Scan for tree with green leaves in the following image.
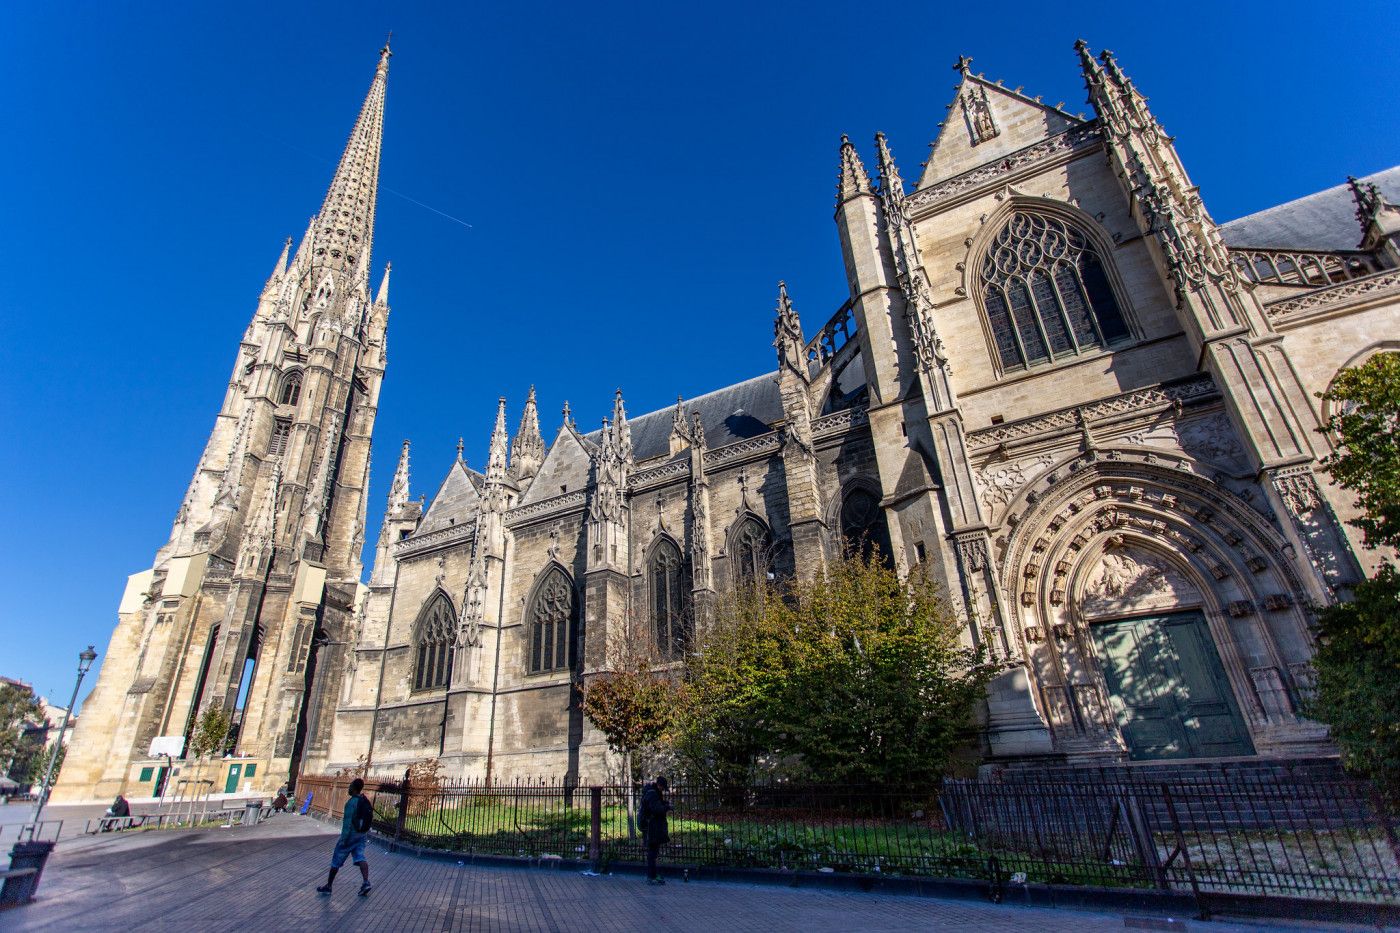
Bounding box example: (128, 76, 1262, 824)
(188, 705, 232, 760)
(680, 551, 993, 788)
(1, 682, 43, 779)
(1311, 352, 1400, 803)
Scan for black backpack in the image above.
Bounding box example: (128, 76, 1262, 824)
(350, 795, 374, 833)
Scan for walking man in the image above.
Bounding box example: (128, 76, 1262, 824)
(639, 776, 673, 885)
(317, 778, 373, 897)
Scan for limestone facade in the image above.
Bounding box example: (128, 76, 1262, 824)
(59, 44, 1400, 797)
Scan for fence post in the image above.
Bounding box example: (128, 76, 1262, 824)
(1126, 793, 1168, 890)
(1162, 784, 1207, 920)
(589, 786, 603, 869)
(395, 769, 411, 842)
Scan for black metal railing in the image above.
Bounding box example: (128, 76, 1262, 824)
(297, 769, 1400, 906)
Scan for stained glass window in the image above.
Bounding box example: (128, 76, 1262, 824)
(650, 538, 689, 659)
(528, 568, 575, 674)
(732, 517, 772, 587)
(981, 211, 1129, 370)
(413, 592, 456, 691)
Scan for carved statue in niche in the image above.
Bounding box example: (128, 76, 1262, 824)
(961, 86, 998, 145)
(1080, 539, 1201, 618)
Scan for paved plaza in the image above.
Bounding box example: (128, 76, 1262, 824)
(1, 815, 1381, 932)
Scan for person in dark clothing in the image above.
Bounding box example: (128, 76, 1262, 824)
(638, 776, 673, 885)
(273, 790, 289, 813)
(109, 795, 130, 818)
(317, 778, 374, 896)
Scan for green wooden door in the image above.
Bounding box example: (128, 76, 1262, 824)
(1091, 611, 1254, 760)
(224, 763, 242, 794)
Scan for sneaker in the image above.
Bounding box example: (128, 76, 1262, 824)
(359, 882, 373, 897)
(316, 885, 332, 895)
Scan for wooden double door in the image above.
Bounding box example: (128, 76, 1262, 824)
(1090, 610, 1254, 760)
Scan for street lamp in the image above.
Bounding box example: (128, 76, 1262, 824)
(31, 646, 98, 833)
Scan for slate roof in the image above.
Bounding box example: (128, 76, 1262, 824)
(593, 372, 786, 463)
(1219, 166, 1400, 252)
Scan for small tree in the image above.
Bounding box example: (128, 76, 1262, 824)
(188, 706, 232, 760)
(582, 616, 684, 836)
(1311, 353, 1400, 803)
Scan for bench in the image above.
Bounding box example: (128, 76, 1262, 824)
(86, 815, 148, 834)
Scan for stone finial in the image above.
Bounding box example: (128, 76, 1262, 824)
(612, 389, 632, 462)
(953, 54, 973, 76)
(265, 237, 292, 291)
(836, 134, 873, 206)
(387, 439, 411, 513)
(486, 397, 510, 483)
(874, 132, 906, 206)
(511, 386, 545, 480)
(375, 262, 391, 305)
(773, 280, 806, 378)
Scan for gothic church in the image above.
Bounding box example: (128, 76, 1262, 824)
(55, 40, 1400, 800)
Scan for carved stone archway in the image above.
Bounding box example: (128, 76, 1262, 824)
(994, 447, 1329, 759)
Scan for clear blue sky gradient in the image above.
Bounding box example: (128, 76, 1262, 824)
(2, 1, 1396, 706)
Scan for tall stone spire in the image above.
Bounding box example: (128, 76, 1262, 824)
(511, 387, 545, 481)
(312, 40, 391, 287)
(836, 135, 873, 206)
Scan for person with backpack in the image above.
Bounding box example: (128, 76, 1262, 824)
(638, 776, 673, 885)
(317, 778, 374, 897)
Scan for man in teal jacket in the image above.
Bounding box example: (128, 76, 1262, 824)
(317, 778, 374, 896)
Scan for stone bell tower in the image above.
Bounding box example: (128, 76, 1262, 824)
(54, 41, 395, 801)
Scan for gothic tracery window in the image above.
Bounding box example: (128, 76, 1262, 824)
(981, 211, 1129, 371)
(650, 538, 690, 660)
(413, 591, 456, 691)
(268, 418, 291, 457)
(839, 487, 893, 567)
(279, 372, 302, 407)
(732, 516, 772, 587)
(528, 567, 575, 674)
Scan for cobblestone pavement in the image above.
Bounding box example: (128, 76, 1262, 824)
(1, 815, 1373, 932)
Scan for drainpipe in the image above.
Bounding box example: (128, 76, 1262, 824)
(364, 557, 403, 774)
(483, 536, 510, 786)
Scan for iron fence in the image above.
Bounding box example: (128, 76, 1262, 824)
(295, 770, 1400, 906)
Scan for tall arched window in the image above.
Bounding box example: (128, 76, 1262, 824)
(839, 487, 893, 567)
(732, 516, 772, 587)
(413, 592, 456, 691)
(650, 538, 689, 659)
(528, 567, 575, 674)
(981, 211, 1129, 371)
(279, 372, 302, 407)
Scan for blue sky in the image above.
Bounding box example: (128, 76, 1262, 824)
(2, 0, 1395, 706)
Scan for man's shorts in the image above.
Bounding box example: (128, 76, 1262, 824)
(330, 832, 368, 868)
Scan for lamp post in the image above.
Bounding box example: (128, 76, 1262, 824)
(31, 645, 98, 832)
